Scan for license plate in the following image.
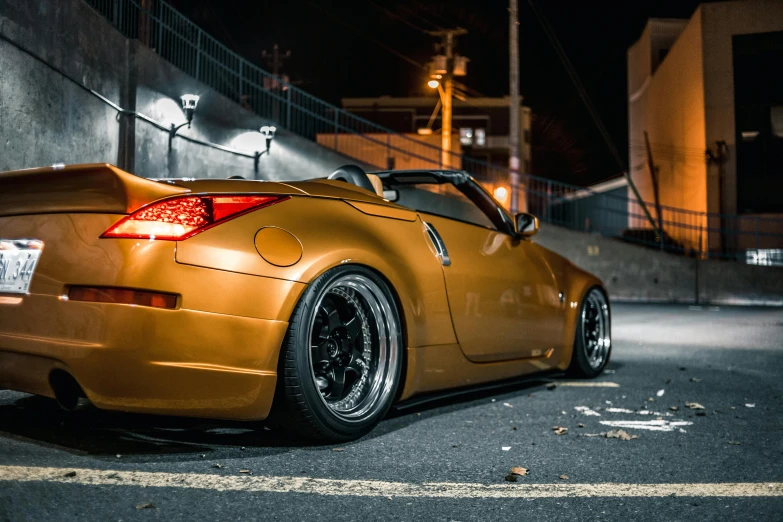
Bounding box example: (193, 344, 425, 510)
(0, 240, 44, 294)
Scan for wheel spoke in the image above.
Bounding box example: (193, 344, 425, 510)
(346, 348, 366, 375)
(344, 314, 364, 343)
(321, 297, 342, 333)
(326, 366, 346, 399)
(311, 340, 330, 365)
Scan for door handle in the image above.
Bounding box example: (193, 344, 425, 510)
(423, 222, 451, 266)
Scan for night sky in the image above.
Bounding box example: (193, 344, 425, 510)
(168, 0, 710, 186)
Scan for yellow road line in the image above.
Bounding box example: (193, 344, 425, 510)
(0, 466, 780, 498)
(554, 382, 620, 388)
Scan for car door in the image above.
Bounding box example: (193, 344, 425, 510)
(423, 212, 564, 363)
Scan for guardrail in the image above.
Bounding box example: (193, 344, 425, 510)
(84, 0, 783, 262)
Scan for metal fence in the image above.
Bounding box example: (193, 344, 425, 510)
(84, 0, 783, 262)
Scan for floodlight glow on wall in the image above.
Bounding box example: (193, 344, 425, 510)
(169, 94, 200, 150)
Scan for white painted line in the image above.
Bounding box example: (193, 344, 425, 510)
(604, 408, 673, 417)
(555, 382, 620, 388)
(0, 466, 780, 498)
(599, 420, 693, 432)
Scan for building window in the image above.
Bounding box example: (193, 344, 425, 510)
(459, 128, 474, 146)
(475, 128, 486, 147)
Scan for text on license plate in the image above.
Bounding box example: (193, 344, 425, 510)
(0, 239, 44, 294)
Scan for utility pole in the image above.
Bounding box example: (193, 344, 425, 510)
(261, 44, 291, 82)
(428, 29, 467, 169)
(644, 130, 664, 248)
(509, 0, 521, 213)
(261, 44, 291, 121)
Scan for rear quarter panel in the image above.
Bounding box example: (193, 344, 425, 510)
(175, 196, 456, 349)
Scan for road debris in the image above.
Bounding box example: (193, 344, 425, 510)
(212, 464, 224, 469)
(690, 378, 703, 383)
(669, 406, 679, 411)
(332, 448, 345, 452)
(745, 403, 755, 408)
(547, 383, 557, 390)
(136, 503, 156, 510)
(656, 389, 665, 397)
(501, 446, 511, 451)
(552, 426, 568, 435)
(578, 423, 584, 428)
(63, 471, 76, 478)
(605, 429, 639, 440)
(728, 441, 742, 445)
(503, 402, 513, 408)
(574, 406, 601, 416)
(239, 470, 251, 474)
(510, 466, 528, 476)
(685, 402, 705, 410)
(559, 475, 569, 480)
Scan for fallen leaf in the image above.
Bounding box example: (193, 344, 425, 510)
(685, 402, 705, 410)
(509, 466, 528, 476)
(63, 471, 77, 478)
(239, 470, 251, 474)
(690, 378, 703, 383)
(136, 503, 156, 510)
(332, 448, 345, 452)
(605, 429, 638, 441)
(669, 406, 680, 411)
(559, 475, 569, 480)
(552, 426, 568, 435)
(728, 441, 742, 445)
(656, 389, 665, 397)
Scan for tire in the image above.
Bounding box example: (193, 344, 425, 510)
(269, 265, 403, 442)
(567, 287, 611, 378)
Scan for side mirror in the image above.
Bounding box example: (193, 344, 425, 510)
(514, 212, 539, 237)
(382, 189, 399, 202)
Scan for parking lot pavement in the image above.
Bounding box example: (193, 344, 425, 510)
(1, 303, 782, 521)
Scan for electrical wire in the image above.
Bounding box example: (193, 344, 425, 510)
(367, 1, 432, 35)
(305, 2, 426, 72)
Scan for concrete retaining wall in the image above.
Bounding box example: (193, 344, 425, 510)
(535, 223, 783, 306)
(0, 0, 368, 181)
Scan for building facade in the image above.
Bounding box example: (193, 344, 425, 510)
(628, 0, 783, 253)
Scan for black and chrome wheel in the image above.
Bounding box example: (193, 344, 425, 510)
(567, 287, 611, 378)
(270, 265, 403, 442)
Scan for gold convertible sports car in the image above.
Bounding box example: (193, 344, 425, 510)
(0, 163, 610, 442)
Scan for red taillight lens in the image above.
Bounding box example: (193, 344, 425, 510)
(68, 286, 178, 309)
(102, 195, 288, 240)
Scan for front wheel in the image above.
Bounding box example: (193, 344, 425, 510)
(567, 287, 611, 378)
(270, 266, 403, 442)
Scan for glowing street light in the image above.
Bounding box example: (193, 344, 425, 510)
(169, 93, 200, 150)
(494, 186, 509, 206)
(427, 79, 440, 89)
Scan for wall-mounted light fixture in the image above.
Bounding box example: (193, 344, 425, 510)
(254, 125, 277, 172)
(169, 94, 200, 150)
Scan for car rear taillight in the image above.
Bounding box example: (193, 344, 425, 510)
(101, 195, 288, 240)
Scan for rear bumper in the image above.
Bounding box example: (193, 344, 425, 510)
(0, 296, 289, 420)
(0, 266, 305, 421)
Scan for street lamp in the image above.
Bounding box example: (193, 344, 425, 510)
(254, 126, 277, 172)
(169, 94, 200, 150)
(427, 79, 440, 89)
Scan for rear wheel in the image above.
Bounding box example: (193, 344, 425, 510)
(270, 266, 403, 442)
(567, 287, 611, 378)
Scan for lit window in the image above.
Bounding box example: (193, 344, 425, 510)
(475, 128, 486, 147)
(459, 128, 473, 146)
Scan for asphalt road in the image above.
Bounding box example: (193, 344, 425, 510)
(1, 303, 782, 521)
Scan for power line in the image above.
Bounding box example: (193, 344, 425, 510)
(305, 1, 426, 71)
(526, 0, 625, 172)
(367, 1, 431, 35)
